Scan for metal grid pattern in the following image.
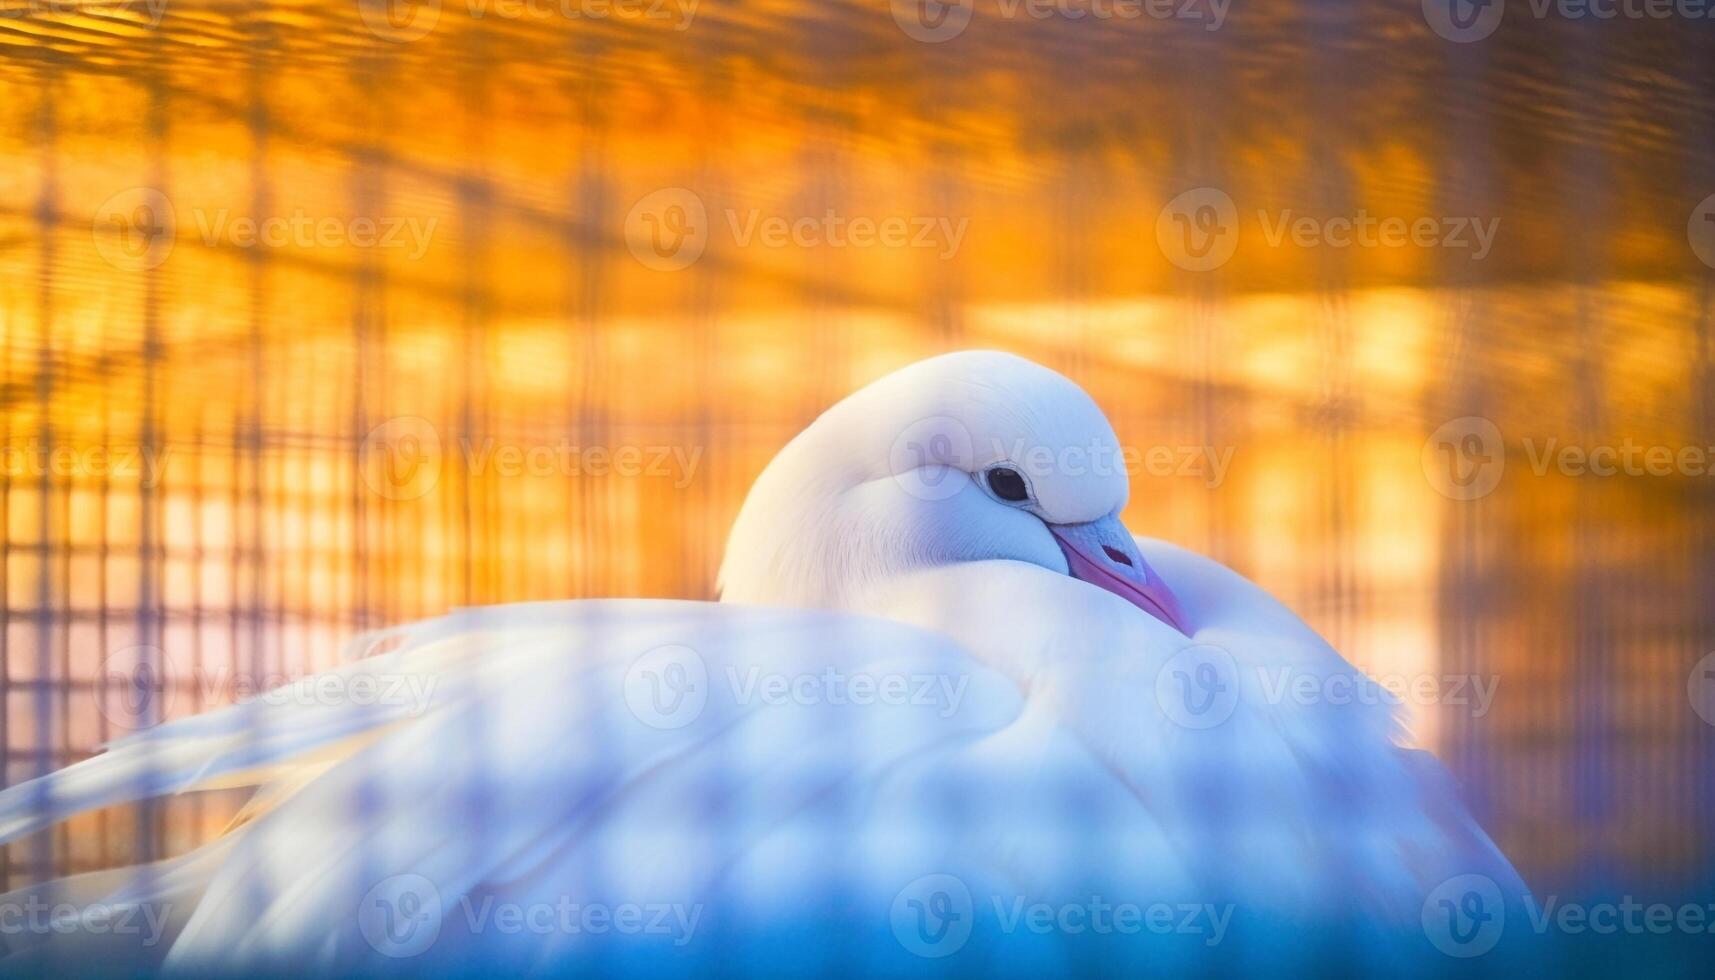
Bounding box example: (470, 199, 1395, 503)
(0, 0, 1711, 914)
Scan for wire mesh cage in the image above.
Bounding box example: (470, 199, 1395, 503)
(1, 0, 1714, 972)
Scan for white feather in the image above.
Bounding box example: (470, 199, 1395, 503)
(0, 352, 1530, 975)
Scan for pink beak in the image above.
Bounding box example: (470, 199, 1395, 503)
(1049, 517, 1191, 636)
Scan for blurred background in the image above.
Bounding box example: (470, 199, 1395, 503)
(0, 0, 1713, 928)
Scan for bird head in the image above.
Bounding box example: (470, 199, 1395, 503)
(718, 351, 1189, 635)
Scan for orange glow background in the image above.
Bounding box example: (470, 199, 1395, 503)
(1, 0, 1713, 895)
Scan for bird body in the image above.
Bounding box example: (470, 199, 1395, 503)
(0, 352, 1528, 975)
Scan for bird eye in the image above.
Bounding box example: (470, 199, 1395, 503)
(985, 466, 1030, 502)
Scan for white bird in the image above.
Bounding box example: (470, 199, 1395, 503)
(0, 351, 1528, 976)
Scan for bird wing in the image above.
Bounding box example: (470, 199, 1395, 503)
(0, 587, 1531, 975)
(1133, 537, 1527, 906)
(0, 600, 1206, 975)
(861, 546, 1531, 944)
